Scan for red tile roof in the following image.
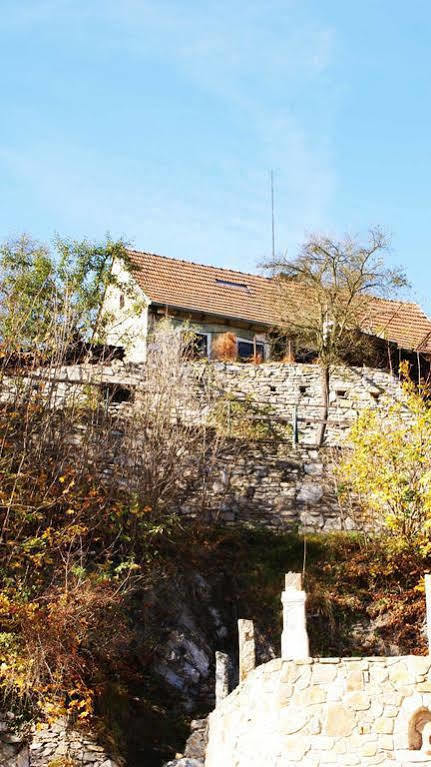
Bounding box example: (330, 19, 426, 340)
(128, 249, 275, 326)
(128, 250, 431, 353)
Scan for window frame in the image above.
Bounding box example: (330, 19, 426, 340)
(236, 336, 265, 362)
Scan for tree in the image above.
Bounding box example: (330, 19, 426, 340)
(0, 233, 139, 354)
(264, 228, 408, 444)
(338, 364, 431, 554)
(0, 267, 222, 723)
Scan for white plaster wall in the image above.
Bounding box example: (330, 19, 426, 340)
(101, 257, 149, 362)
(205, 656, 431, 767)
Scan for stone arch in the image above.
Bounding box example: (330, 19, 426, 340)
(408, 707, 431, 751)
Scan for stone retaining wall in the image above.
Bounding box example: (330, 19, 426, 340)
(183, 441, 352, 532)
(202, 361, 402, 446)
(0, 717, 122, 767)
(1, 361, 403, 532)
(3, 361, 402, 449)
(205, 655, 431, 767)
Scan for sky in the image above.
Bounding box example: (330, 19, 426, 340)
(1, 1, 431, 309)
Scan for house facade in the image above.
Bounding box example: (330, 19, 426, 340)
(102, 249, 431, 366)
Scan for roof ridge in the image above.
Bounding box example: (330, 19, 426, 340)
(128, 250, 428, 313)
(127, 248, 272, 283)
(372, 293, 430, 315)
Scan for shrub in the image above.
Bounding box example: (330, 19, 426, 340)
(338, 364, 431, 554)
(211, 332, 237, 361)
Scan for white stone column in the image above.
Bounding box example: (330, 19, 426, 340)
(281, 572, 309, 660)
(238, 619, 255, 683)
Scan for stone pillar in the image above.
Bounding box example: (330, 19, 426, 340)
(215, 651, 229, 705)
(238, 619, 255, 683)
(425, 573, 431, 654)
(281, 571, 309, 660)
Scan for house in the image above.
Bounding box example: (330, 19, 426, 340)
(102, 249, 431, 367)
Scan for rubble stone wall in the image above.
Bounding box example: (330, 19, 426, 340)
(5, 361, 402, 449)
(205, 655, 431, 767)
(2, 361, 404, 532)
(182, 441, 351, 533)
(201, 361, 402, 446)
(0, 716, 122, 767)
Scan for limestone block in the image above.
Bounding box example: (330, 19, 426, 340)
(281, 662, 301, 684)
(277, 683, 294, 706)
(370, 700, 384, 718)
(383, 691, 403, 706)
(308, 716, 321, 735)
(375, 717, 395, 734)
(280, 734, 310, 760)
(379, 735, 394, 750)
(312, 664, 338, 684)
(302, 686, 326, 705)
(309, 736, 334, 750)
(295, 666, 312, 689)
(297, 484, 324, 504)
(318, 751, 337, 763)
(341, 756, 361, 765)
(346, 691, 371, 710)
(361, 742, 378, 756)
(326, 682, 344, 702)
(408, 657, 431, 679)
(346, 670, 365, 691)
(358, 723, 371, 735)
(389, 662, 409, 688)
(325, 704, 356, 736)
(383, 705, 398, 717)
(279, 708, 308, 735)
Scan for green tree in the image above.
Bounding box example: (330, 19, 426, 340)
(0, 233, 134, 352)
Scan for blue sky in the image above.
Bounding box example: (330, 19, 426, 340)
(1, 1, 431, 309)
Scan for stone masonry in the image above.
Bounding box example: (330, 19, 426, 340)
(6, 360, 403, 448)
(206, 574, 431, 766)
(205, 655, 431, 767)
(0, 717, 123, 767)
(201, 361, 403, 447)
(2, 360, 405, 532)
(186, 441, 350, 533)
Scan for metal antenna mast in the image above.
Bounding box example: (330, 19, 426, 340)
(270, 169, 275, 260)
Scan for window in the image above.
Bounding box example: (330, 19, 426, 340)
(237, 338, 265, 362)
(184, 332, 211, 359)
(194, 332, 210, 358)
(102, 384, 134, 404)
(215, 278, 249, 291)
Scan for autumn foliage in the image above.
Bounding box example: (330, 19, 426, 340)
(338, 362, 431, 553)
(0, 314, 221, 726)
(211, 332, 237, 361)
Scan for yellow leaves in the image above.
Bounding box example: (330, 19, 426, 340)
(339, 372, 431, 550)
(61, 479, 75, 495)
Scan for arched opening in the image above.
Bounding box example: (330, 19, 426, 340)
(408, 708, 431, 752)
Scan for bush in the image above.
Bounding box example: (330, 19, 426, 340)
(338, 364, 431, 554)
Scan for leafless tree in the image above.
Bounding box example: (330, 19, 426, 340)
(264, 228, 408, 444)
